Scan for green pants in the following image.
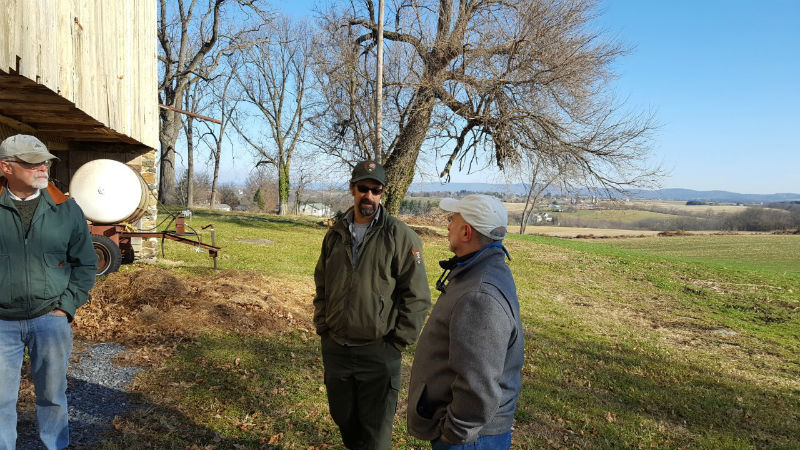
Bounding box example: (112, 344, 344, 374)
(321, 335, 402, 450)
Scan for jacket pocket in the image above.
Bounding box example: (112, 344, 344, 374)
(44, 251, 70, 298)
(408, 383, 444, 440)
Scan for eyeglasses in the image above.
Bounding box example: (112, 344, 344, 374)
(356, 184, 384, 195)
(7, 159, 53, 169)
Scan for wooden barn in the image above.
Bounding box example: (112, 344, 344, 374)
(0, 0, 158, 257)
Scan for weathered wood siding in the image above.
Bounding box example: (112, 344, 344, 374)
(0, 0, 157, 149)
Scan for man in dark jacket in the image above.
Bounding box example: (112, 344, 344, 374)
(0, 134, 97, 450)
(408, 194, 524, 450)
(313, 160, 431, 450)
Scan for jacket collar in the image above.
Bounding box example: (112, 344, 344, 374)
(0, 178, 68, 205)
(435, 243, 510, 292)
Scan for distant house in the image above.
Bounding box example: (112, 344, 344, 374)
(299, 203, 332, 217)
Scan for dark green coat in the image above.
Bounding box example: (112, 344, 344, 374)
(0, 180, 97, 321)
(313, 206, 431, 348)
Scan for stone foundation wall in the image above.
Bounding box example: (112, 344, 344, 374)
(126, 149, 158, 259)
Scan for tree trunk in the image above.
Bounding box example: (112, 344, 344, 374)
(519, 181, 538, 235)
(210, 140, 222, 207)
(186, 114, 195, 208)
(383, 88, 436, 214)
(277, 160, 290, 215)
(158, 104, 183, 205)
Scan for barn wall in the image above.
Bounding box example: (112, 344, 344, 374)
(0, 0, 158, 149)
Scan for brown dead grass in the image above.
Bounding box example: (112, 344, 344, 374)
(73, 267, 315, 365)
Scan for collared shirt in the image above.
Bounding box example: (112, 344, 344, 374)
(7, 188, 41, 201)
(342, 207, 381, 266)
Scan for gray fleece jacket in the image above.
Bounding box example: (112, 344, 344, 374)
(407, 244, 524, 444)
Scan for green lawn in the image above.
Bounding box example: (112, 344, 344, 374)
(100, 210, 799, 449)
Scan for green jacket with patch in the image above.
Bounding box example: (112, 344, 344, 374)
(313, 206, 431, 348)
(0, 180, 97, 321)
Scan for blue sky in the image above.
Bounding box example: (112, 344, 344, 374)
(215, 0, 800, 194)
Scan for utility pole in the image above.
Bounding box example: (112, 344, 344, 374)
(375, 0, 385, 162)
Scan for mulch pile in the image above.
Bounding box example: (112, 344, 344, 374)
(73, 267, 315, 365)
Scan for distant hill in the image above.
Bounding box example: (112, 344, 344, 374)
(408, 182, 800, 203)
(625, 189, 800, 203)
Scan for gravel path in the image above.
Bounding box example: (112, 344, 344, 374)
(17, 342, 139, 450)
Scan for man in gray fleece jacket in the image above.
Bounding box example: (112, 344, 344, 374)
(408, 194, 524, 450)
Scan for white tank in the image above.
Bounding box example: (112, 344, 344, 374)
(69, 159, 151, 224)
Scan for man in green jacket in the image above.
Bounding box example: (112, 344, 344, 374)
(313, 160, 431, 450)
(0, 134, 97, 450)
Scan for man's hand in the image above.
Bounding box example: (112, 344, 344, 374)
(50, 309, 67, 316)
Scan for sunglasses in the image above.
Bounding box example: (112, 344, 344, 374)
(356, 184, 384, 195)
(7, 159, 53, 169)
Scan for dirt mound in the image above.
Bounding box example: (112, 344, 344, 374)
(658, 230, 693, 237)
(401, 211, 449, 227)
(89, 267, 188, 311)
(771, 229, 800, 235)
(75, 267, 315, 356)
(569, 233, 649, 239)
(410, 225, 444, 237)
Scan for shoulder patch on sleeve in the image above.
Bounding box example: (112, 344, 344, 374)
(412, 248, 423, 264)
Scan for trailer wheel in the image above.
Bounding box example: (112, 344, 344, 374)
(92, 234, 122, 276)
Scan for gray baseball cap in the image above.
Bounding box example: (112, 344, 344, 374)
(0, 134, 59, 164)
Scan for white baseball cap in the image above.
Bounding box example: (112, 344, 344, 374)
(440, 194, 508, 240)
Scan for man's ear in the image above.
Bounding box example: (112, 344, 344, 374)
(459, 222, 473, 243)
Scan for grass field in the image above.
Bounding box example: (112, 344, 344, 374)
(84, 209, 799, 449)
(636, 200, 749, 214)
(551, 208, 679, 224)
(583, 234, 800, 274)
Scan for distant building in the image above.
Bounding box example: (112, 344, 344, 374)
(299, 203, 332, 217)
(531, 213, 553, 223)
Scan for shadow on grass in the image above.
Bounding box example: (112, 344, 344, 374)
(18, 375, 290, 450)
(109, 330, 340, 449)
(515, 324, 800, 450)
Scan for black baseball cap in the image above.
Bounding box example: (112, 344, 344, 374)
(350, 160, 386, 186)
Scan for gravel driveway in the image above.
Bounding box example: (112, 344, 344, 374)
(17, 342, 139, 450)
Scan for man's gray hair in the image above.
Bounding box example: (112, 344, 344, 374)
(476, 232, 501, 247)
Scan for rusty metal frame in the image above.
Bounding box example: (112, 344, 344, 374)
(88, 219, 220, 269)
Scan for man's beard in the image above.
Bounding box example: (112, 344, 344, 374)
(358, 200, 378, 218)
(32, 177, 49, 189)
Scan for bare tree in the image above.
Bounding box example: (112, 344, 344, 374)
(180, 79, 211, 208)
(234, 17, 319, 215)
(510, 149, 574, 234)
(199, 59, 241, 207)
(244, 167, 278, 211)
(158, 0, 268, 204)
(313, 0, 660, 214)
(292, 167, 314, 214)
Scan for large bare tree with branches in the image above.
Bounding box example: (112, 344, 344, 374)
(157, 0, 268, 204)
(314, 0, 659, 214)
(234, 17, 319, 215)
